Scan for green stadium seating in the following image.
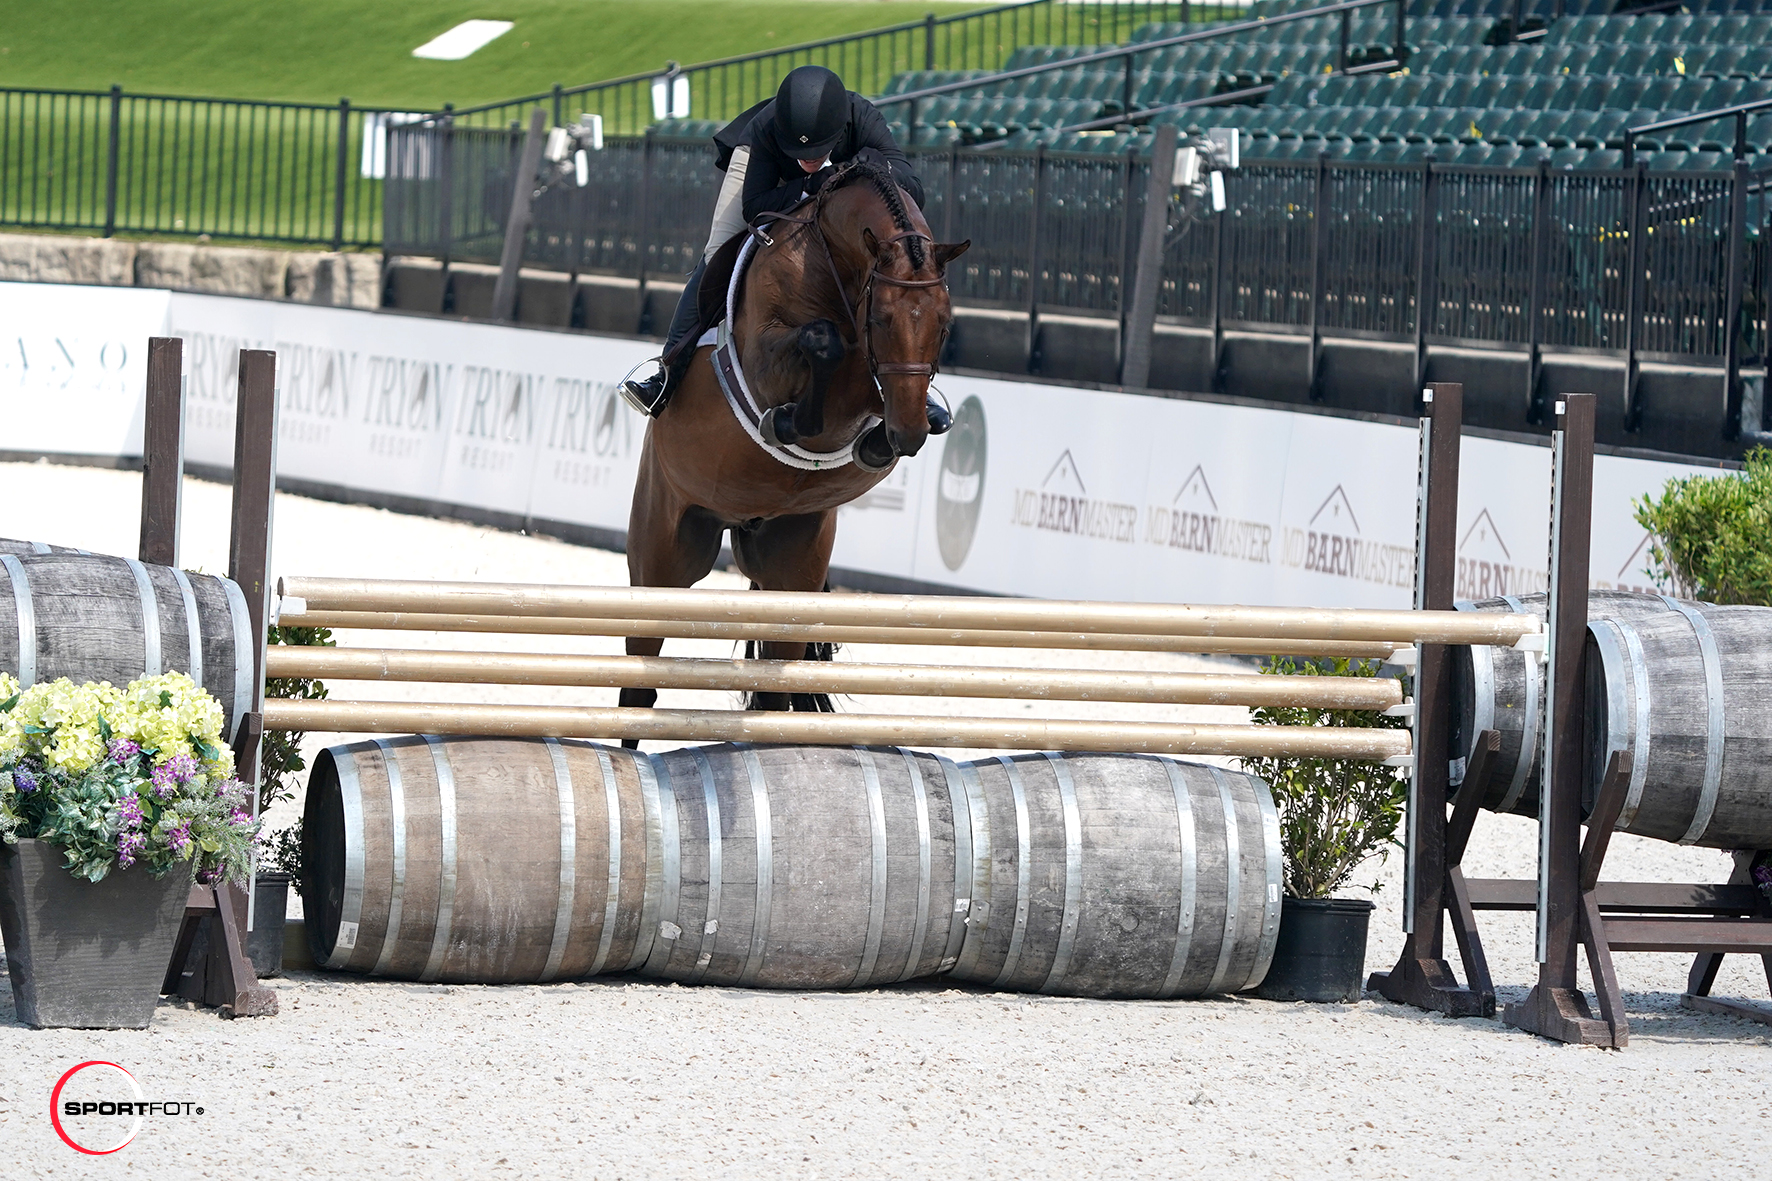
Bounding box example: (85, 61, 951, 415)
(860, 5, 1772, 171)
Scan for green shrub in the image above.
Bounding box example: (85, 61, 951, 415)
(1633, 447, 1772, 606)
(1239, 657, 1409, 900)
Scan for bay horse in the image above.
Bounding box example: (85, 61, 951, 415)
(621, 161, 969, 728)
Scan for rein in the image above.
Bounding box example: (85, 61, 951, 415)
(753, 208, 943, 389)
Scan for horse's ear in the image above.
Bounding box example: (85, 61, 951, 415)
(862, 227, 881, 258)
(933, 240, 971, 268)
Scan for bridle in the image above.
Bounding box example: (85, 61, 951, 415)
(753, 212, 946, 395)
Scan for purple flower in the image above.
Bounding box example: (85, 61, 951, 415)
(150, 763, 179, 800)
(166, 754, 199, 785)
(117, 829, 146, 868)
(166, 823, 193, 855)
(107, 738, 141, 763)
(228, 807, 252, 829)
(116, 794, 145, 830)
(12, 768, 36, 794)
(194, 866, 221, 886)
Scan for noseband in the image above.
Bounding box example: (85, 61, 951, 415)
(754, 212, 945, 391)
(856, 231, 946, 384)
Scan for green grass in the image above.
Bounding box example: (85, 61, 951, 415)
(0, 1, 998, 109)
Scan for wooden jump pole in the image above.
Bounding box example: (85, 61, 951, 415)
(261, 699, 1414, 760)
(264, 647, 1408, 709)
(279, 578, 1539, 646)
(284, 609, 1412, 660)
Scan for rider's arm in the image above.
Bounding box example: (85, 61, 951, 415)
(741, 144, 818, 222)
(850, 99, 925, 209)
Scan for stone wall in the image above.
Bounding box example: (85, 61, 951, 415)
(0, 232, 382, 308)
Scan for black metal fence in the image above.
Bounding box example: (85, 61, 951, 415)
(0, 86, 405, 246)
(440, 0, 1195, 134)
(0, 0, 1193, 243)
(384, 127, 1770, 386)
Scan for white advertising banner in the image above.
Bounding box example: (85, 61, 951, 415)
(163, 293, 655, 531)
(0, 282, 1719, 608)
(0, 282, 170, 458)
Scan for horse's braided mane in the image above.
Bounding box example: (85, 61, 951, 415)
(815, 160, 926, 271)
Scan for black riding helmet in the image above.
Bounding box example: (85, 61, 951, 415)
(773, 65, 849, 160)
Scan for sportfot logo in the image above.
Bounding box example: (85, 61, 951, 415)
(50, 1061, 205, 1155)
(935, 395, 987, 570)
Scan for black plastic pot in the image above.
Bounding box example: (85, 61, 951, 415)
(0, 838, 193, 1028)
(247, 872, 292, 979)
(1254, 896, 1375, 1003)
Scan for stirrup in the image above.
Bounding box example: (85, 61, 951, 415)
(618, 357, 666, 416)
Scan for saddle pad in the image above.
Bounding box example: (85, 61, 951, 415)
(708, 232, 877, 472)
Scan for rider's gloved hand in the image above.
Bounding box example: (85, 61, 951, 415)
(853, 147, 889, 169)
(803, 165, 837, 197)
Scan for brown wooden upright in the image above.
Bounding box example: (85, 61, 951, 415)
(1369, 382, 1497, 1017)
(138, 337, 184, 567)
(1503, 392, 1615, 1045)
(164, 347, 280, 1019)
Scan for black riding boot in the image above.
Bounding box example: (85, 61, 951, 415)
(622, 258, 708, 416)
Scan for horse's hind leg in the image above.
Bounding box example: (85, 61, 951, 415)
(622, 459, 726, 747)
(730, 511, 839, 713)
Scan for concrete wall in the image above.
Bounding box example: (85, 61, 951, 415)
(0, 232, 381, 308)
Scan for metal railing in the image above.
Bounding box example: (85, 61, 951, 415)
(383, 124, 1770, 430)
(441, 0, 1196, 134)
(1625, 96, 1772, 165)
(871, 0, 1407, 138)
(0, 86, 407, 246)
(0, 0, 1198, 243)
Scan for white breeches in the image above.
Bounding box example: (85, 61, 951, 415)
(704, 146, 751, 261)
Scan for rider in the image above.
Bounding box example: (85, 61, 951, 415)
(621, 65, 933, 419)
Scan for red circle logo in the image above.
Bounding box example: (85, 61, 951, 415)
(50, 1061, 144, 1155)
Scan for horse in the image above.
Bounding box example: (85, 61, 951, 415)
(620, 161, 969, 730)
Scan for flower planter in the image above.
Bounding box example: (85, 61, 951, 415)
(248, 872, 291, 979)
(1254, 896, 1375, 1003)
(0, 838, 194, 1029)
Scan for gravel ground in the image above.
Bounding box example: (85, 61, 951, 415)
(1, 461, 1768, 1180)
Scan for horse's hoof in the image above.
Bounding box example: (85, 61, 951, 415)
(854, 423, 896, 472)
(926, 398, 952, 435)
(761, 404, 800, 447)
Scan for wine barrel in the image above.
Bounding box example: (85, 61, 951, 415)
(1585, 604, 1772, 849)
(945, 753, 1280, 998)
(1451, 591, 1720, 816)
(302, 740, 1283, 997)
(303, 738, 963, 988)
(0, 538, 89, 556)
(0, 551, 255, 741)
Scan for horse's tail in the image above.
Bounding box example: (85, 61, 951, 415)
(741, 638, 839, 713)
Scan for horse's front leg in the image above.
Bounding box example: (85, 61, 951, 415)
(730, 511, 839, 713)
(761, 319, 845, 446)
(621, 444, 726, 748)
